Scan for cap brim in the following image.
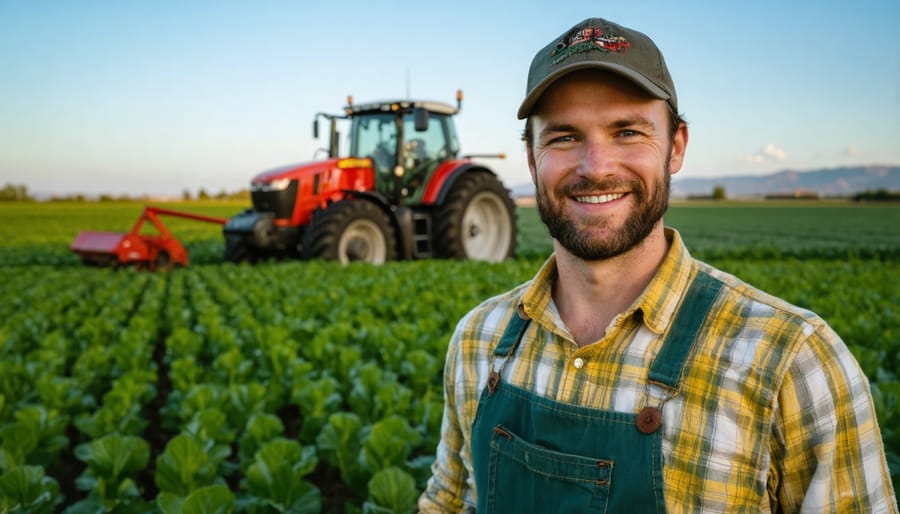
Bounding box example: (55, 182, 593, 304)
(517, 61, 671, 119)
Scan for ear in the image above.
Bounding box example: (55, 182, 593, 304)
(526, 141, 538, 185)
(668, 122, 689, 176)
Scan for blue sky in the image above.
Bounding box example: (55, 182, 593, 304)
(1, 0, 898, 196)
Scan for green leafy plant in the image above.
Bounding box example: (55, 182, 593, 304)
(292, 376, 342, 440)
(363, 467, 418, 514)
(0, 423, 37, 472)
(224, 383, 273, 430)
(73, 373, 155, 438)
(316, 412, 365, 490)
(359, 416, 421, 474)
(170, 357, 205, 394)
(0, 465, 62, 514)
(34, 375, 91, 419)
(0, 405, 69, 472)
(12, 406, 69, 467)
(211, 347, 254, 387)
(242, 438, 321, 513)
(166, 327, 205, 361)
(164, 384, 227, 430)
(400, 349, 441, 392)
(237, 414, 284, 471)
(155, 434, 224, 496)
(185, 408, 235, 474)
(158, 484, 235, 514)
(70, 433, 151, 512)
(348, 363, 412, 420)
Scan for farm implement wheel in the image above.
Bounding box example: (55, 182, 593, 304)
(434, 172, 516, 262)
(302, 199, 397, 264)
(154, 250, 173, 272)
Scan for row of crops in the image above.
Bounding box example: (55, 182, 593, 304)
(1, 201, 899, 512)
(1, 258, 537, 513)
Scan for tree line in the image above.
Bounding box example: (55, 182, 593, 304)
(0, 183, 250, 202)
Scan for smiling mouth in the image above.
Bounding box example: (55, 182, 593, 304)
(573, 193, 625, 204)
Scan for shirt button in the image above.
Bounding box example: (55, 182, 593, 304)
(573, 357, 585, 369)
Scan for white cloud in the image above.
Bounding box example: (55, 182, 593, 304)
(762, 143, 787, 160)
(739, 143, 787, 163)
(843, 145, 863, 157)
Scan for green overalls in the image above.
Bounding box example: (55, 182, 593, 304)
(471, 272, 722, 513)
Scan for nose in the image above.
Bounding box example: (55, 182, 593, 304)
(575, 137, 616, 179)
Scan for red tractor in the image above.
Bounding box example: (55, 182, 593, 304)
(223, 91, 517, 264)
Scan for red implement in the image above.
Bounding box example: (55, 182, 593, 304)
(71, 206, 228, 271)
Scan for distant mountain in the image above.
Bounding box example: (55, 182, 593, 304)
(671, 165, 900, 198)
(508, 165, 900, 199)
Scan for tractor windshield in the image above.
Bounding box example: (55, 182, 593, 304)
(401, 112, 458, 166)
(348, 112, 459, 169)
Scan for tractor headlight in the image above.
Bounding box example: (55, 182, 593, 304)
(268, 178, 292, 191)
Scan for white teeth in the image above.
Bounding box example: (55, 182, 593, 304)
(575, 193, 624, 204)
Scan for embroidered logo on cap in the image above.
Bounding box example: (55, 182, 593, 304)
(550, 25, 630, 65)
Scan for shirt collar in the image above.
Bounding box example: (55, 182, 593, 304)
(636, 228, 698, 334)
(519, 228, 698, 337)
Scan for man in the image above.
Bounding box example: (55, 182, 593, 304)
(419, 17, 897, 513)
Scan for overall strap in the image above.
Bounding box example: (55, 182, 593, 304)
(487, 306, 531, 394)
(494, 306, 530, 357)
(647, 270, 723, 388)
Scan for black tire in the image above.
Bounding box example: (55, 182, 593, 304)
(301, 199, 397, 264)
(433, 172, 517, 262)
(224, 234, 257, 264)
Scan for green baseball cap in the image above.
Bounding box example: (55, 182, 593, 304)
(517, 17, 677, 119)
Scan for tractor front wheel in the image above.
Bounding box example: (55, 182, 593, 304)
(225, 234, 259, 264)
(302, 200, 397, 264)
(434, 172, 516, 262)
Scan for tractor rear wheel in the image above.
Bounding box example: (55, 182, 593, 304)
(433, 172, 516, 262)
(302, 199, 397, 264)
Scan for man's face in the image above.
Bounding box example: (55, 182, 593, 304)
(526, 70, 687, 261)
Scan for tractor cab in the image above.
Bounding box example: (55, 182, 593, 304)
(316, 92, 463, 204)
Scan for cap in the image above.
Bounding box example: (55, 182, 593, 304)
(517, 18, 677, 119)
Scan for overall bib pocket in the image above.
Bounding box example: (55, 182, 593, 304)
(484, 424, 613, 514)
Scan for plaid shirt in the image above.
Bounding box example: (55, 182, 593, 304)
(419, 229, 897, 513)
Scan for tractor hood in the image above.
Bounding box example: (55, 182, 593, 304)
(250, 158, 376, 190)
(248, 157, 377, 224)
(250, 160, 333, 191)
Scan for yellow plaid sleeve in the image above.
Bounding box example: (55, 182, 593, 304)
(772, 322, 896, 512)
(418, 318, 470, 513)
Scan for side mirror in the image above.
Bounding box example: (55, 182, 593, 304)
(414, 107, 429, 132)
(313, 119, 319, 139)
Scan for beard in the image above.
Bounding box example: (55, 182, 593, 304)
(536, 166, 671, 261)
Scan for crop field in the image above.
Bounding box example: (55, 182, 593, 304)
(1, 200, 899, 512)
